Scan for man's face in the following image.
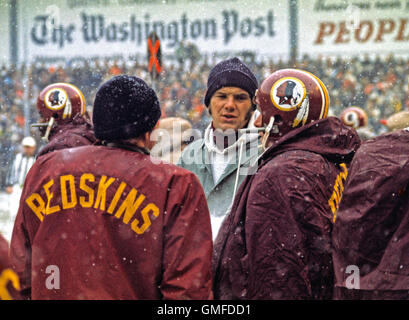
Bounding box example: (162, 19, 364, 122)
(23, 146, 36, 156)
(209, 87, 253, 131)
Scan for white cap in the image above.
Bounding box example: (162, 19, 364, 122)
(22, 136, 36, 147)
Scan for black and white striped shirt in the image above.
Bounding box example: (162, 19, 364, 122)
(6, 153, 36, 187)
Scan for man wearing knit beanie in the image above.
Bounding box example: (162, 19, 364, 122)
(178, 57, 263, 240)
(10, 75, 213, 300)
(93, 75, 162, 143)
(204, 57, 258, 110)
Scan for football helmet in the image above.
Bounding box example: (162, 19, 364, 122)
(33, 82, 86, 141)
(256, 69, 330, 147)
(340, 106, 368, 129)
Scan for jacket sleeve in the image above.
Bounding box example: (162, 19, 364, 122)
(0, 234, 8, 269)
(332, 135, 409, 292)
(9, 196, 32, 300)
(161, 171, 213, 300)
(245, 152, 334, 299)
(7, 162, 44, 301)
(0, 234, 20, 300)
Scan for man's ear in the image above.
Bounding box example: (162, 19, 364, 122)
(208, 105, 212, 116)
(135, 131, 152, 149)
(143, 131, 151, 143)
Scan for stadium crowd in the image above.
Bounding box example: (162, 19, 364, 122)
(0, 50, 409, 189)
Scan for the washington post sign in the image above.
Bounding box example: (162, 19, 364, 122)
(20, 0, 288, 61)
(8, 0, 409, 64)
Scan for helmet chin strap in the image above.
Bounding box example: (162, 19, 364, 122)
(42, 117, 55, 143)
(31, 116, 55, 143)
(261, 116, 275, 150)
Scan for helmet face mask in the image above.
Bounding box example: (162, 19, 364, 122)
(33, 83, 86, 141)
(257, 69, 330, 143)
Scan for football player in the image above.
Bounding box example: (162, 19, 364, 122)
(213, 69, 361, 300)
(32, 82, 96, 156)
(340, 106, 376, 140)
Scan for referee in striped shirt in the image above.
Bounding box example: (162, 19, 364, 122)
(2, 136, 37, 241)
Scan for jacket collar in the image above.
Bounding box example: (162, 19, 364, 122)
(259, 116, 360, 168)
(198, 132, 259, 194)
(105, 142, 150, 155)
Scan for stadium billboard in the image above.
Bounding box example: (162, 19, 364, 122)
(298, 0, 409, 58)
(16, 0, 290, 62)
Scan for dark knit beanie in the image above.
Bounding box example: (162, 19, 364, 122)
(204, 57, 258, 107)
(93, 75, 161, 141)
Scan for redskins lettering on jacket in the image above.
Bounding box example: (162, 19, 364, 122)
(25, 173, 160, 235)
(10, 145, 213, 300)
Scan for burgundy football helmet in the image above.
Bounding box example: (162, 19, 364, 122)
(256, 68, 330, 146)
(33, 83, 86, 141)
(340, 106, 368, 129)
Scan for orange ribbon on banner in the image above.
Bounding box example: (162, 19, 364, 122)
(148, 37, 162, 74)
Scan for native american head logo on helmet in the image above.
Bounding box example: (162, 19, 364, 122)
(255, 69, 329, 148)
(47, 90, 66, 107)
(33, 83, 86, 142)
(275, 80, 303, 106)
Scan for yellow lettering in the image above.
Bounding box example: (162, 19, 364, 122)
(94, 175, 115, 211)
(79, 173, 95, 208)
(60, 175, 77, 209)
(328, 193, 337, 214)
(25, 193, 45, 221)
(23, 173, 162, 237)
(108, 182, 127, 214)
(43, 180, 61, 215)
(331, 163, 349, 223)
(115, 188, 146, 224)
(0, 269, 20, 300)
(131, 203, 159, 235)
(338, 175, 345, 195)
(339, 163, 348, 180)
(333, 178, 341, 201)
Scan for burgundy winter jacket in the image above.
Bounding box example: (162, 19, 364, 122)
(0, 233, 20, 300)
(2, 117, 96, 300)
(332, 129, 409, 299)
(213, 117, 361, 300)
(0, 234, 10, 299)
(10, 143, 213, 300)
(0, 234, 8, 268)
